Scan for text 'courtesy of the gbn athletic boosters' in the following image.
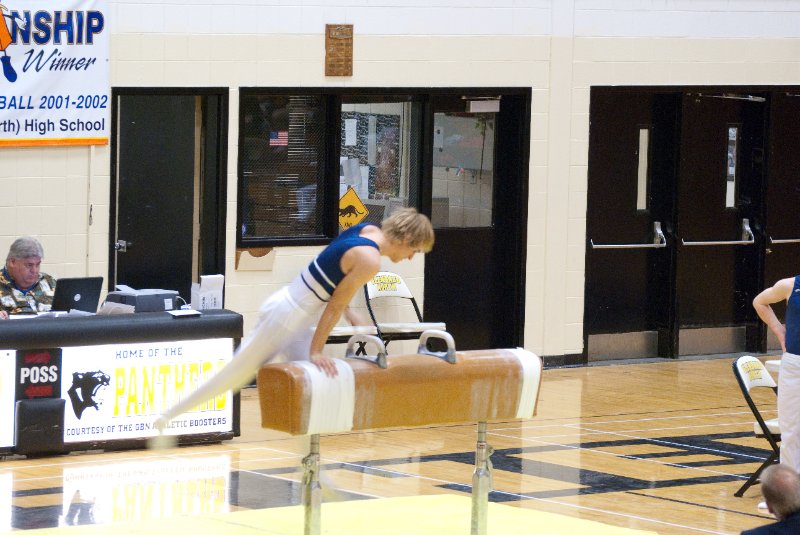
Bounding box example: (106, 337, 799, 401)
(60, 338, 233, 444)
(0, 4, 110, 144)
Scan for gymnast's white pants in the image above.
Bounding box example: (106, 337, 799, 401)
(778, 352, 800, 471)
(159, 276, 325, 423)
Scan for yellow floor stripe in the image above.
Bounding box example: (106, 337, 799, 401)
(24, 495, 657, 535)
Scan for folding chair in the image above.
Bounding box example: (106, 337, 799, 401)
(732, 355, 781, 497)
(326, 324, 378, 346)
(363, 271, 446, 351)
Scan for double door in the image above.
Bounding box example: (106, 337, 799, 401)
(585, 87, 798, 360)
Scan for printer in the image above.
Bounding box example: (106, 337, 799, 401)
(105, 285, 180, 313)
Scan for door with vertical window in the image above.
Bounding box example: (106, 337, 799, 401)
(585, 89, 680, 360)
(762, 91, 800, 350)
(674, 92, 766, 355)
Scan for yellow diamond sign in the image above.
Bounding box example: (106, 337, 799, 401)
(339, 186, 368, 229)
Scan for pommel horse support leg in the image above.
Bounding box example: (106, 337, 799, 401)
(257, 334, 542, 535)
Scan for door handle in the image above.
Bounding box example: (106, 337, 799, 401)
(769, 236, 800, 244)
(681, 218, 755, 246)
(590, 221, 668, 249)
(114, 239, 131, 252)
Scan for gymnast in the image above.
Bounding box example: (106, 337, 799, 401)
(154, 207, 434, 432)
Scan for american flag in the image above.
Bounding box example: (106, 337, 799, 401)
(269, 130, 288, 146)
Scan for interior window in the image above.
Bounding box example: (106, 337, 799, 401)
(236, 89, 516, 246)
(238, 93, 326, 245)
(338, 99, 422, 232)
(432, 111, 496, 228)
(726, 125, 739, 208)
(636, 126, 650, 211)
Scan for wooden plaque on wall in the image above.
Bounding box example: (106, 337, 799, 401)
(325, 24, 353, 77)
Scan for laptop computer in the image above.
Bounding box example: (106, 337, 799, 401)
(51, 277, 104, 313)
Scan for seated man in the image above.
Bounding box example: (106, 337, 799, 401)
(0, 236, 56, 317)
(743, 464, 800, 534)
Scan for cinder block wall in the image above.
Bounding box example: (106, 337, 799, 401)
(5, 1, 800, 358)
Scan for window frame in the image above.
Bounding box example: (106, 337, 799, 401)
(236, 87, 517, 249)
(237, 88, 338, 248)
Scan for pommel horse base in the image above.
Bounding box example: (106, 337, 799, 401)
(257, 332, 543, 535)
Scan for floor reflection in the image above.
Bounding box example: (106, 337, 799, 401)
(9, 454, 232, 530)
(63, 491, 95, 526)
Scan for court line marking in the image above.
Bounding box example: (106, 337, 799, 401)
(313, 457, 729, 535)
(487, 488, 728, 534)
(237, 440, 737, 534)
(502, 409, 772, 432)
(226, 460, 729, 534)
(492, 430, 756, 477)
(514, 422, 755, 439)
(567, 426, 770, 463)
(510, 403, 768, 422)
(234, 467, 385, 499)
(624, 490, 771, 520)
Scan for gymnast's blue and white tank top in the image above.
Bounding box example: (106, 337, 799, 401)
(299, 223, 380, 303)
(785, 276, 800, 355)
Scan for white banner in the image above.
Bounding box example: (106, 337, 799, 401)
(0, 351, 14, 448)
(60, 338, 233, 444)
(0, 0, 109, 147)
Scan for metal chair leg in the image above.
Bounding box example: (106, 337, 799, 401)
(735, 450, 779, 497)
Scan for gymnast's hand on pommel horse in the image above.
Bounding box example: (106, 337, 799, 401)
(257, 331, 543, 535)
(150, 208, 436, 437)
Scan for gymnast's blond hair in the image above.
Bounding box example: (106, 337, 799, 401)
(381, 207, 434, 253)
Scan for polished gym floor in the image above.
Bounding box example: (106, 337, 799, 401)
(0, 356, 781, 534)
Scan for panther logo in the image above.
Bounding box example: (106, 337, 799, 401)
(339, 204, 364, 218)
(67, 371, 110, 419)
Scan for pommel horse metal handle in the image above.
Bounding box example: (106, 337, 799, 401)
(344, 334, 388, 368)
(417, 329, 457, 364)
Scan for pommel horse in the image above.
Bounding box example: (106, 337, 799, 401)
(257, 331, 543, 535)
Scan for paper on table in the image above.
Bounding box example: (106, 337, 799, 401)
(97, 301, 135, 315)
(35, 310, 94, 318)
(168, 309, 201, 318)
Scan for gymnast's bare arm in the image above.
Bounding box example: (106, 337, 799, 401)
(309, 245, 381, 377)
(753, 277, 793, 353)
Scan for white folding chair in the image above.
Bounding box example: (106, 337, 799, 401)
(732, 355, 781, 497)
(363, 271, 446, 350)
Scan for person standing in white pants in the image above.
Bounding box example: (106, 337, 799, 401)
(753, 276, 800, 508)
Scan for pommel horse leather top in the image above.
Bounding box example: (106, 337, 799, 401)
(257, 347, 542, 436)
